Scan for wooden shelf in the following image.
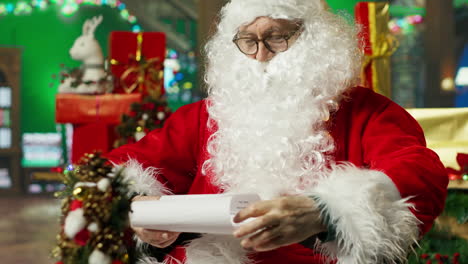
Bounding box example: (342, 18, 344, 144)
(30, 171, 63, 182)
(0, 47, 21, 195)
(0, 148, 21, 155)
(436, 215, 468, 240)
(23, 167, 64, 195)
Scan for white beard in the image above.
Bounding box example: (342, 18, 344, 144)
(204, 43, 340, 199)
(202, 9, 361, 200)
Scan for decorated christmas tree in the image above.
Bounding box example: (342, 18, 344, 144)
(114, 95, 172, 148)
(53, 153, 137, 264)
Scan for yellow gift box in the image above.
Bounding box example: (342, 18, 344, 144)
(407, 108, 468, 169)
(355, 2, 397, 98)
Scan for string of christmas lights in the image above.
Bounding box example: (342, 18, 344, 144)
(389, 14, 424, 34)
(0, 0, 141, 32)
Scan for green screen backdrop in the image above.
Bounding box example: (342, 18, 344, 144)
(0, 1, 133, 134)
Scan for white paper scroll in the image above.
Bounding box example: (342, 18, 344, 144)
(130, 194, 261, 234)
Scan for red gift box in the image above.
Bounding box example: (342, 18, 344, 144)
(71, 123, 115, 164)
(55, 93, 142, 125)
(55, 93, 142, 163)
(109, 32, 166, 95)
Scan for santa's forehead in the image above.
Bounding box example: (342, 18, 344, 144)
(238, 17, 299, 33)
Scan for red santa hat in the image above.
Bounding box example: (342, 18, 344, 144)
(219, 0, 329, 34)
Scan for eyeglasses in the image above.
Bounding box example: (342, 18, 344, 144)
(232, 30, 300, 55)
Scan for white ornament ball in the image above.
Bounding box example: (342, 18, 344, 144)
(64, 208, 87, 239)
(88, 222, 99, 233)
(157, 112, 165, 120)
(97, 178, 111, 192)
(134, 131, 146, 142)
(89, 249, 111, 264)
(142, 113, 149, 120)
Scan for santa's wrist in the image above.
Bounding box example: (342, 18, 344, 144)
(299, 195, 336, 248)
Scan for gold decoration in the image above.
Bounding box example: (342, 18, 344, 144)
(51, 246, 61, 258)
(123, 253, 129, 263)
(110, 32, 164, 97)
(359, 2, 398, 98)
(73, 187, 84, 200)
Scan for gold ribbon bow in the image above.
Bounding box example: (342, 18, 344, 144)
(361, 33, 399, 86)
(110, 33, 164, 98)
(359, 2, 399, 97)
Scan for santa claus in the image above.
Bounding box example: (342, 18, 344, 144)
(107, 0, 448, 263)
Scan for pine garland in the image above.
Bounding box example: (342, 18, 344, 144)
(408, 190, 468, 264)
(408, 227, 467, 264)
(443, 190, 468, 224)
(52, 64, 113, 93)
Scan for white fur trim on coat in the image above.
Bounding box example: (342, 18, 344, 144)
(309, 164, 420, 264)
(120, 159, 172, 196)
(134, 238, 182, 264)
(185, 235, 251, 264)
(135, 234, 250, 264)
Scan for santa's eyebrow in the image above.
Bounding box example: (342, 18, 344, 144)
(263, 27, 282, 34)
(237, 31, 256, 37)
(237, 27, 283, 38)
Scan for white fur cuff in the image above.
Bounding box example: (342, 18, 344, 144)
(309, 164, 420, 264)
(117, 159, 172, 196)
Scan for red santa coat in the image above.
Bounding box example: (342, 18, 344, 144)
(107, 87, 448, 264)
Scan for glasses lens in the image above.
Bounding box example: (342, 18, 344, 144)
(265, 36, 288, 53)
(235, 38, 257, 54)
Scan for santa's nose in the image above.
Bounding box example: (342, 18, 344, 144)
(255, 42, 273, 62)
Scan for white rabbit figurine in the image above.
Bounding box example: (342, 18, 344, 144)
(59, 15, 109, 94)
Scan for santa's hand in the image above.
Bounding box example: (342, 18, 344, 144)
(131, 195, 181, 248)
(232, 196, 325, 252)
